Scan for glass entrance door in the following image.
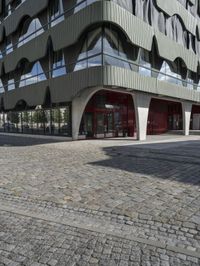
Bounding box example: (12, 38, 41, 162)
(95, 112, 105, 138)
(85, 113, 93, 137)
(82, 91, 136, 139)
(94, 112, 115, 138)
(104, 112, 114, 137)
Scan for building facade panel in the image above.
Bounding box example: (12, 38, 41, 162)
(0, 0, 200, 139)
(1, 1, 200, 75)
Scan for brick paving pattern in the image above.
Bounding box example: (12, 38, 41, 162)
(0, 134, 200, 265)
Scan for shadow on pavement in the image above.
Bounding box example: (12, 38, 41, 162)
(89, 140, 200, 185)
(0, 134, 66, 147)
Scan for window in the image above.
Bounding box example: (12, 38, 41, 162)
(0, 79, 4, 93)
(139, 50, 151, 77)
(112, 0, 134, 13)
(158, 61, 183, 86)
(74, 26, 132, 71)
(103, 28, 131, 69)
(52, 50, 66, 78)
(187, 71, 194, 89)
(18, 18, 44, 47)
(74, 28, 102, 71)
(50, 0, 64, 27)
(3, 106, 72, 136)
(19, 62, 46, 87)
(6, 38, 13, 54)
(4, 4, 12, 18)
(74, 0, 96, 14)
(7, 79, 15, 91)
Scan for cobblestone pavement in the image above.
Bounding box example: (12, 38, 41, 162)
(0, 134, 200, 265)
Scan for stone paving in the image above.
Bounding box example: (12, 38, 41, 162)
(0, 134, 200, 265)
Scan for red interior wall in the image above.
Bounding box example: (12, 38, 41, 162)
(148, 99, 168, 134)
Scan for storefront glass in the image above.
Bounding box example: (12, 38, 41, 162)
(1, 105, 71, 136)
(79, 91, 135, 138)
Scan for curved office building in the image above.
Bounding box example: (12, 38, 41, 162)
(0, 0, 200, 140)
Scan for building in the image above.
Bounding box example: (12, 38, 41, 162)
(0, 0, 200, 140)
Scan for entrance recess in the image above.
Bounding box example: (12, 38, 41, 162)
(79, 90, 135, 138)
(191, 105, 200, 130)
(147, 98, 183, 135)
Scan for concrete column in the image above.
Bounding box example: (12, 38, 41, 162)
(72, 96, 84, 140)
(134, 93, 151, 141)
(72, 87, 100, 140)
(182, 102, 192, 136)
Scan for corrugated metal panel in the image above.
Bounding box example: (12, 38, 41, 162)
(3, 80, 49, 110)
(155, 31, 198, 72)
(2, 66, 200, 111)
(50, 67, 103, 103)
(2, 1, 199, 74)
(157, 80, 200, 102)
(4, 31, 49, 74)
(50, 2, 103, 51)
(103, 66, 200, 103)
(3, 0, 49, 37)
(103, 2, 153, 51)
(156, 0, 197, 35)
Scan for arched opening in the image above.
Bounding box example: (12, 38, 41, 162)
(191, 105, 200, 130)
(79, 90, 136, 139)
(147, 98, 183, 135)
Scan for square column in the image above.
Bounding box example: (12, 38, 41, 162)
(182, 102, 192, 136)
(133, 93, 151, 141)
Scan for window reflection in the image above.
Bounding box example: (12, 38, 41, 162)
(6, 38, 13, 54)
(19, 62, 46, 88)
(74, 28, 102, 71)
(158, 61, 183, 86)
(1, 25, 196, 93)
(7, 79, 15, 91)
(50, 0, 64, 27)
(139, 50, 151, 77)
(52, 50, 66, 78)
(2, 106, 71, 136)
(74, 0, 96, 13)
(0, 79, 4, 93)
(18, 18, 44, 48)
(74, 26, 132, 71)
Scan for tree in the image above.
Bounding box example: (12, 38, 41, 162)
(8, 112, 19, 124)
(32, 110, 47, 124)
(23, 111, 30, 124)
(63, 108, 70, 124)
(52, 109, 62, 124)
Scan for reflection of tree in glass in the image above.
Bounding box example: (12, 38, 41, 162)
(8, 112, 19, 124)
(23, 111, 30, 123)
(53, 109, 62, 123)
(32, 110, 47, 124)
(63, 108, 69, 124)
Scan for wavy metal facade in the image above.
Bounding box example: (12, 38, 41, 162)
(0, 0, 200, 138)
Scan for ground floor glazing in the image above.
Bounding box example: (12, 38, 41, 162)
(0, 105, 72, 136)
(79, 91, 185, 139)
(0, 90, 200, 139)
